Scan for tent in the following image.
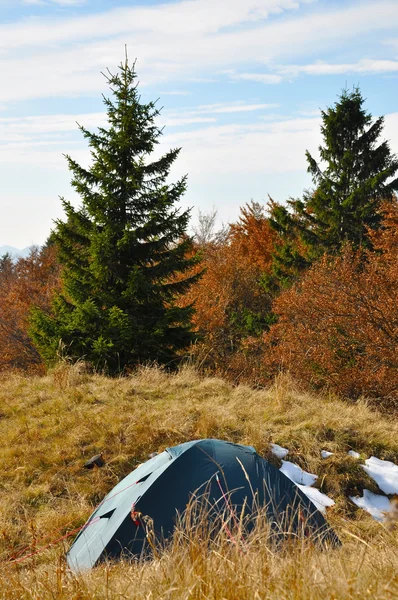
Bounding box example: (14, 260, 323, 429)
(67, 439, 339, 571)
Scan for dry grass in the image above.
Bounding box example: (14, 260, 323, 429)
(0, 365, 397, 598)
(3, 518, 398, 600)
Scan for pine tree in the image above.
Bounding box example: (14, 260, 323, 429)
(268, 87, 398, 284)
(30, 57, 200, 373)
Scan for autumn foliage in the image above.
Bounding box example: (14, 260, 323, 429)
(0, 199, 397, 408)
(179, 198, 398, 407)
(0, 246, 60, 373)
(264, 201, 398, 406)
(182, 203, 276, 376)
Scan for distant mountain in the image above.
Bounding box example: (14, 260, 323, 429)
(0, 245, 32, 259)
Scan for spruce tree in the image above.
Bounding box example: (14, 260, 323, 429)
(30, 57, 200, 373)
(268, 87, 398, 285)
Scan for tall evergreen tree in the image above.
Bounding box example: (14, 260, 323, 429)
(31, 57, 200, 373)
(268, 87, 398, 285)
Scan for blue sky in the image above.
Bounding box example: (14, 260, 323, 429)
(0, 0, 398, 247)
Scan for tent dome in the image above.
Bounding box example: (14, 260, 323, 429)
(67, 439, 338, 571)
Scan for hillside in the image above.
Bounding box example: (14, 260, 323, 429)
(0, 365, 397, 599)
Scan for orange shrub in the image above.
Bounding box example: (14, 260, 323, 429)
(229, 201, 276, 272)
(183, 203, 276, 377)
(0, 246, 60, 373)
(264, 202, 398, 406)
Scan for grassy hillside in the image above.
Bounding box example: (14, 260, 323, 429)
(1, 365, 397, 599)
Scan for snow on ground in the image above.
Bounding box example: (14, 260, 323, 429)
(362, 456, 398, 495)
(279, 460, 335, 513)
(348, 450, 360, 458)
(350, 489, 393, 522)
(270, 443, 289, 459)
(280, 461, 317, 486)
(297, 484, 335, 513)
(321, 450, 333, 458)
(274, 446, 398, 520)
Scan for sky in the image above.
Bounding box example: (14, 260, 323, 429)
(0, 0, 398, 248)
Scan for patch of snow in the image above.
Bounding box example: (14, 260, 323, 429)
(321, 450, 333, 458)
(362, 456, 398, 495)
(270, 443, 289, 459)
(348, 450, 360, 459)
(350, 489, 393, 522)
(280, 460, 317, 486)
(297, 484, 335, 514)
(280, 460, 335, 514)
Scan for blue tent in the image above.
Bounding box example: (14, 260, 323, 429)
(67, 439, 338, 571)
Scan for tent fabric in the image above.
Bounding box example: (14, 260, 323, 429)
(67, 439, 339, 571)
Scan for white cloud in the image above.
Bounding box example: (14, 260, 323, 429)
(192, 102, 279, 114)
(384, 37, 398, 49)
(384, 112, 398, 149)
(163, 116, 216, 127)
(0, 112, 106, 138)
(0, 109, 320, 172)
(2, 108, 397, 177)
(0, 1, 397, 102)
(155, 115, 323, 177)
(159, 90, 192, 96)
(0, 102, 280, 159)
(159, 101, 279, 128)
(23, 0, 85, 5)
(232, 72, 283, 84)
(0, 0, 308, 50)
(0, 104, 277, 146)
(51, 0, 86, 4)
(280, 59, 398, 76)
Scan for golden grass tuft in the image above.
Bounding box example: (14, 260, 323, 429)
(0, 366, 397, 598)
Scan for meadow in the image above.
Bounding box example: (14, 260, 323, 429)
(0, 364, 397, 599)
